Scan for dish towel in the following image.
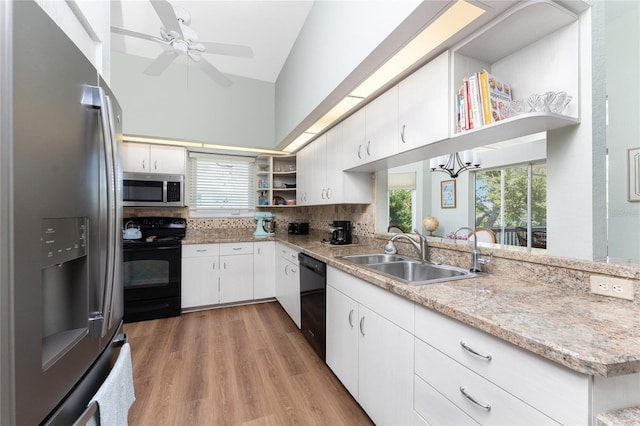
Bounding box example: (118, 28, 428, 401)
(88, 343, 135, 426)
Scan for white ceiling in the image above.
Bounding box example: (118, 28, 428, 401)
(110, 0, 314, 83)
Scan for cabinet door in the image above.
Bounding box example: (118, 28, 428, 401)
(342, 108, 366, 170)
(325, 124, 343, 203)
(181, 255, 219, 308)
(307, 134, 326, 205)
(150, 145, 185, 174)
(358, 304, 414, 426)
(219, 254, 254, 304)
(398, 51, 449, 153)
(253, 241, 275, 299)
(284, 259, 301, 328)
(326, 285, 359, 399)
(296, 144, 312, 205)
(121, 142, 150, 172)
(365, 87, 399, 162)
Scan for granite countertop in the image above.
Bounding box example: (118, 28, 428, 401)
(183, 230, 640, 378)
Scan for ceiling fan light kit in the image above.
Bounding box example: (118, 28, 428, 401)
(112, 0, 253, 87)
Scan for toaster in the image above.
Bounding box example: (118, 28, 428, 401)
(288, 222, 309, 234)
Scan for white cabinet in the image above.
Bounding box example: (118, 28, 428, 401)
(275, 243, 300, 327)
(342, 108, 367, 170)
(253, 241, 275, 299)
(414, 305, 591, 425)
(296, 145, 310, 205)
(398, 51, 449, 153)
(364, 87, 399, 163)
(297, 124, 372, 206)
(326, 267, 414, 426)
(326, 284, 359, 397)
(122, 142, 186, 174)
(182, 244, 220, 309)
(182, 242, 257, 309)
(219, 243, 254, 304)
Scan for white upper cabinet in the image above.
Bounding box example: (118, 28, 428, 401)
(342, 108, 367, 170)
(298, 124, 372, 206)
(364, 87, 399, 162)
(122, 143, 186, 175)
(398, 51, 449, 153)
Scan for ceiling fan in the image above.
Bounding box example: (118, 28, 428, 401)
(111, 0, 253, 87)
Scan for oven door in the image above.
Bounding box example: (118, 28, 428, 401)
(123, 242, 181, 301)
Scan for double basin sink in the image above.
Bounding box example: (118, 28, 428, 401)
(339, 254, 478, 285)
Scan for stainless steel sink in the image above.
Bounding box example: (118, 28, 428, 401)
(367, 261, 473, 284)
(339, 254, 411, 264)
(339, 254, 478, 285)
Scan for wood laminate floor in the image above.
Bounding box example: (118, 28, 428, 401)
(123, 302, 373, 426)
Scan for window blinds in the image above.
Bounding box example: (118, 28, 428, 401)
(188, 152, 255, 210)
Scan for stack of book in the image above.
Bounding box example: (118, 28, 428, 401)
(455, 70, 512, 133)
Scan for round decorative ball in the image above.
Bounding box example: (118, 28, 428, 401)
(422, 216, 439, 234)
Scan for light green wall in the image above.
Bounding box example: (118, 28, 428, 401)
(275, 0, 421, 145)
(111, 51, 275, 148)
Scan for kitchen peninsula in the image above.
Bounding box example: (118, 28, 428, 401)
(182, 227, 640, 425)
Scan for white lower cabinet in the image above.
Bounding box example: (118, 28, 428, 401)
(275, 243, 300, 327)
(253, 241, 275, 299)
(182, 242, 267, 309)
(182, 244, 220, 308)
(326, 267, 414, 426)
(219, 243, 254, 304)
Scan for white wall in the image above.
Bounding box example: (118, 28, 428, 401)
(36, 0, 110, 80)
(111, 52, 275, 149)
(275, 0, 421, 146)
(606, 1, 640, 260)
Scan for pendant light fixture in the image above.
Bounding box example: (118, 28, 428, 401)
(430, 150, 481, 178)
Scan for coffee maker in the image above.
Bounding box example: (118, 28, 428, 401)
(329, 220, 352, 245)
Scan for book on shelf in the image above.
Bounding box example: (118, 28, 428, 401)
(479, 70, 512, 124)
(455, 70, 512, 133)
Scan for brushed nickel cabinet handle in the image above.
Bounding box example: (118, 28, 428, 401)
(460, 341, 492, 361)
(359, 316, 365, 336)
(348, 309, 354, 328)
(401, 124, 406, 143)
(459, 386, 491, 411)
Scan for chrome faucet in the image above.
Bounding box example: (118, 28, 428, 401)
(453, 226, 489, 272)
(390, 229, 430, 263)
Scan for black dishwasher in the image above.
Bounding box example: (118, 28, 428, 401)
(298, 253, 326, 360)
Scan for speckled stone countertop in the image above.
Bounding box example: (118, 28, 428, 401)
(183, 230, 640, 378)
(597, 407, 640, 426)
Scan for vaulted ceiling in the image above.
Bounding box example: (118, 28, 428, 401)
(110, 1, 314, 83)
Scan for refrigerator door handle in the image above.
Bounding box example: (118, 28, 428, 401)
(71, 401, 98, 426)
(84, 85, 118, 338)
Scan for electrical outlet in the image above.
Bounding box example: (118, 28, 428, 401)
(590, 275, 635, 300)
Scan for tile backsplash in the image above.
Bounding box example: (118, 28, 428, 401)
(124, 204, 377, 236)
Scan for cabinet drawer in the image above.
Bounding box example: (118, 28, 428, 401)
(183, 244, 219, 257)
(220, 242, 253, 255)
(415, 306, 588, 425)
(277, 243, 299, 265)
(414, 375, 478, 426)
(415, 339, 559, 425)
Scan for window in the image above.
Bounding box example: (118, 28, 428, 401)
(388, 172, 416, 232)
(188, 153, 255, 213)
(475, 163, 546, 247)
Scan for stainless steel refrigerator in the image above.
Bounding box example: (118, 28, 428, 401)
(0, 1, 126, 424)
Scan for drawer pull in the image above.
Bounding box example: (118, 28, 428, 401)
(460, 341, 492, 361)
(196, 249, 207, 252)
(359, 316, 365, 336)
(348, 309, 354, 328)
(459, 386, 491, 411)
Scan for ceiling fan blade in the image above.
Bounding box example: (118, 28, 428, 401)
(144, 50, 179, 76)
(111, 26, 162, 43)
(150, 0, 183, 38)
(199, 41, 253, 58)
(194, 58, 232, 88)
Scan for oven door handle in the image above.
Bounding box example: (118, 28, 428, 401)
(123, 245, 180, 253)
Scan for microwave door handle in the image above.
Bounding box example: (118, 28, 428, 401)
(163, 180, 168, 203)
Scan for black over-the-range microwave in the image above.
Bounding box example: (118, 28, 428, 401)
(123, 172, 185, 207)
